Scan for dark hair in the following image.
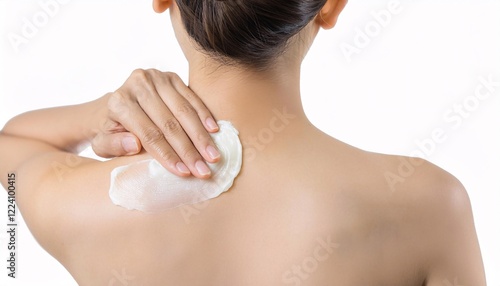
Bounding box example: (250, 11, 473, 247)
(175, 0, 327, 71)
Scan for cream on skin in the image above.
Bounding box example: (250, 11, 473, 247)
(109, 121, 242, 212)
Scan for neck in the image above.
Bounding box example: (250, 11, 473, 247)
(187, 60, 310, 144)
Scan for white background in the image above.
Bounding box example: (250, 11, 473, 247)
(0, 0, 499, 285)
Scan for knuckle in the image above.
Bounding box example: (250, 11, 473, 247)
(107, 91, 128, 113)
(161, 118, 182, 136)
(164, 72, 182, 86)
(163, 71, 176, 79)
(131, 68, 146, 78)
(176, 103, 196, 116)
(195, 132, 210, 144)
(182, 89, 198, 102)
(131, 69, 149, 85)
(142, 127, 164, 145)
(134, 89, 148, 102)
(152, 146, 177, 163)
(178, 147, 200, 162)
(108, 91, 123, 105)
(146, 68, 159, 75)
(146, 68, 161, 78)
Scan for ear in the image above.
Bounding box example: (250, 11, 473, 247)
(153, 0, 172, 13)
(316, 0, 348, 29)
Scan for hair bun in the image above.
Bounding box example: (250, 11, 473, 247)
(176, 0, 326, 70)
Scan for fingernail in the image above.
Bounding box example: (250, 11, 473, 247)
(122, 136, 139, 154)
(206, 145, 220, 160)
(176, 162, 190, 175)
(195, 160, 211, 176)
(205, 117, 219, 131)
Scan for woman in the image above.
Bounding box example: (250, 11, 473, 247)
(0, 0, 486, 285)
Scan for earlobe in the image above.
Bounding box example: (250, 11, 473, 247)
(153, 0, 171, 13)
(317, 0, 348, 30)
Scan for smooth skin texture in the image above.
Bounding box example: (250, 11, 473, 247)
(0, 0, 486, 285)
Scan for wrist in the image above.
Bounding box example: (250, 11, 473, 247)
(64, 94, 111, 153)
(84, 93, 111, 140)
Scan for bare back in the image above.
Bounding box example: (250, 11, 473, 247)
(23, 125, 481, 286)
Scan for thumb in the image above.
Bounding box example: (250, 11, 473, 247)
(92, 132, 142, 158)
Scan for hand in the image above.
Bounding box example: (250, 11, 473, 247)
(91, 69, 220, 179)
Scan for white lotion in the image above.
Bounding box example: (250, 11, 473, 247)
(109, 121, 242, 213)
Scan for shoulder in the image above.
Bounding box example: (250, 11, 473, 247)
(317, 137, 471, 219)
(360, 152, 485, 284)
(381, 153, 470, 214)
(359, 151, 472, 220)
(332, 146, 474, 239)
(316, 137, 472, 228)
(15, 149, 152, 260)
(327, 138, 469, 204)
(317, 136, 470, 216)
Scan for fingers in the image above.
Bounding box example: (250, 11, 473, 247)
(104, 69, 220, 179)
(164, 72, 219, 133)
(92, 132, 142, 158)
(153, 72, 221, 163)
(108, 94, 196, 177)
(132, 82, 216, 178)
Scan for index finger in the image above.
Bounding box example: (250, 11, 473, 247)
(160, 72, 219, 133)
(153, 72, 221, 164)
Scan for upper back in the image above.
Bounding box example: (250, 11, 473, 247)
(28, 128, 468, 286)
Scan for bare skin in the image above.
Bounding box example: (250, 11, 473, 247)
(0, 0, 485, 285)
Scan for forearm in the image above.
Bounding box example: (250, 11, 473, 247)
(1, 94, 108, 153)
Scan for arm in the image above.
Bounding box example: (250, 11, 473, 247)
(1, 96, 106, 153)
(2, 69, 221, 179)
(0, 132, 147, 260)
(424, 178, 486, 286)
(0, 95, 106, 187)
